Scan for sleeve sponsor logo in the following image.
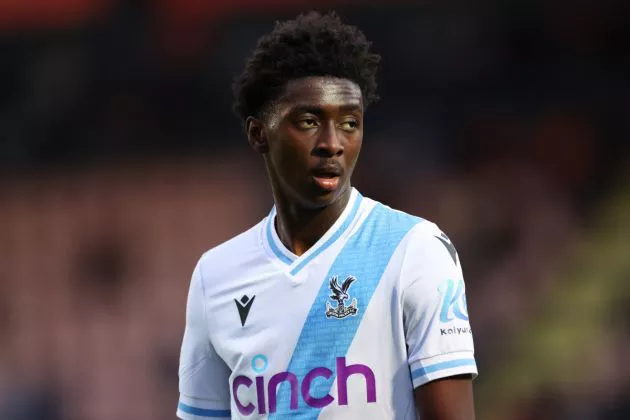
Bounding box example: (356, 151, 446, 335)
(438, 278, 469, 323)
(440, 326, 472, 336)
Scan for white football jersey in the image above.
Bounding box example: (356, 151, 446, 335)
(177, 188, 477, 419)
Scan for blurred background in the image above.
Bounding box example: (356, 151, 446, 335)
(1, 0, 629, 419)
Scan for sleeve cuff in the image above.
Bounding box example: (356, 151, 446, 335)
(409, 351, 478, 388)
(177, 395, 231, 419)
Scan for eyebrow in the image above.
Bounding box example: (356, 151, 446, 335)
(290, 104, 362, 115)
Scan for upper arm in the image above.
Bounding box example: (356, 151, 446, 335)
(414, 375, 475, 420)
(401, 223, 477, 418)
(177, 261, 231, 419)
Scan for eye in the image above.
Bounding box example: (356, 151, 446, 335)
(339, 120, 358, 131)
(296, 118, 318, 129)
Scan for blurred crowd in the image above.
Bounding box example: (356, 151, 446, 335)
(1, 1, 629, 419)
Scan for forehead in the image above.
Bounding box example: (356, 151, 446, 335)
(276, 76, 363, 110)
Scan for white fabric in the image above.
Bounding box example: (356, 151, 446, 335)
(178, 189, 477, 419)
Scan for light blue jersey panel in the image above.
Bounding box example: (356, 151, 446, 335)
(269, 204, 422, 419)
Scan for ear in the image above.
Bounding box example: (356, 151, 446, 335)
(246, 116, 269, 154)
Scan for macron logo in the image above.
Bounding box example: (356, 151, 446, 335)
(435, 233, 458, 265)
(235, 295, 255, 326)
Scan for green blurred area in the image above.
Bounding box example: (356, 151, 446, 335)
(478, 175, 630, 420)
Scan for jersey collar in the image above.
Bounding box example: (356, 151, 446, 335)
(263, 188, 363, 276)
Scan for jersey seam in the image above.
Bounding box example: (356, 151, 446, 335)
(180, 354, 213, 377)
(409, 349, 475, 365)
(179, 393, 228, 404)
(196, 258, 214, 360)
(179, 392, 230, 410)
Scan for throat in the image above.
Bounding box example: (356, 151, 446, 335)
(274, 190, 351, 257)
(274, 209, 331, 256)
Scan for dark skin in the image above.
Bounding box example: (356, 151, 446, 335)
(415, 375, 475, 420)
(247, 76, 475, 419)
(247, 76, 362, 255)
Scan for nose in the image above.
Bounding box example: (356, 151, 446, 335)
(313, 121, 343, 157)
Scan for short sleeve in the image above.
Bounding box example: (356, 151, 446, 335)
(401, 223, 478, 388)
(177, 261, 232, 419)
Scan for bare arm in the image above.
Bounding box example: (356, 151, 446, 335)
(414, 375, 475, 420)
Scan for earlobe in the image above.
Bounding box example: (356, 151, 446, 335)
(246, 117, 269, 154)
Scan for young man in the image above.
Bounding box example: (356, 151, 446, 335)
(177, 11, 477, 420)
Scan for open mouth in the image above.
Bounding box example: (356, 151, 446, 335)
(311, 164, 342, 192)
(311, 173, 340, 191)
(313, 172, 338, 178)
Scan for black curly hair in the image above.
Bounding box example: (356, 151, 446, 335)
(232, 11, 381, 125)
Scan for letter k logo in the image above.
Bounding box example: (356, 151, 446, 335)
(234, 295, 255, 327)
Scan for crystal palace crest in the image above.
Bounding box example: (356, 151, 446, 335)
(325, 275, 358, 319)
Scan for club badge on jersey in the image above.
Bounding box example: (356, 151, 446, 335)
(325, 275, 358, 319)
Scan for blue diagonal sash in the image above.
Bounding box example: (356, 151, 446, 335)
(269, 204, 422, 419)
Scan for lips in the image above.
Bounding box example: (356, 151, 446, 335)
(311, 164, 341, 178)
(311, 164, 342, 192)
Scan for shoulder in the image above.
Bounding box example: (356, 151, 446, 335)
(405, 219, 455, 256)
(379, 205, 455, 268)
(195, 219, 266, 284)
(356, 196, 425, 237)
(359, 196, 450, 247)
(399, 218, 462, 291)
(361, 196, 460, 283)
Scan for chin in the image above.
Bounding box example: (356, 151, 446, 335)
(309, 193, 338, 207)
(302, 183, 348, 208)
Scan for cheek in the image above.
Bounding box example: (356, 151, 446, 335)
(346, 137, 363, 165)
(272, 136, 308, 175)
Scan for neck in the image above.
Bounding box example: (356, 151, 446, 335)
(272, 185, 352, 256)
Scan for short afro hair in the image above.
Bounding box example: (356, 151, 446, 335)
(232, 11, 381, 124)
